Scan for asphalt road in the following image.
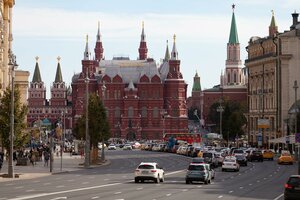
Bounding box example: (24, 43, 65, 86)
(0, 149, 297, 200)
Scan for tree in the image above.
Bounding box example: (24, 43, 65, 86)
(0, 86, 28, 151)
(208, 99, 246, 142)
(73, 93, 111, 148)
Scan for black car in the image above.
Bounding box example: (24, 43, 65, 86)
(249, 150, 263, 162)
(284, 175, 300, 200)
(235, 155, 247, 166)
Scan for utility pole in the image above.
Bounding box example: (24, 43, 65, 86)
(293, 80, 299, 174)
(217, 98, 224, 146)
(84, 73, 90, 168)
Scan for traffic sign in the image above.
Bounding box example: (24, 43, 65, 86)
(286, 136, 290, 144)
(295, 133, 300, 143)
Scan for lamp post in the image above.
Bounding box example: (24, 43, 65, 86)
(194, 109, 202, 144)
(84, 74, 90, 168)
(161, 109, 167, 138)
(60, 110, 65, 171)
(217, 99, 224, 146)
(293, 80, 300, 174)
(101, 81, 106, 162)
(8, 49, 18, 178)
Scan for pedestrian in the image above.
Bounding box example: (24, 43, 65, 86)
(44, 151, 50, 167)
(29, 150, 35, 166)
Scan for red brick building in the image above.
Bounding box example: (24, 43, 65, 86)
(187, 6, 247, 126)
(27, 57, 73, 139)
(71, 24, 188, 140)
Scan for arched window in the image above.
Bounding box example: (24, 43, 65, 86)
(227, 73, 230, 83)
(128, 107, 133, 118)
(153, 107, 158, 118)
(141, 107, 147, 118)
(115, 107, 120, 118)
(234, 72, 237, 83)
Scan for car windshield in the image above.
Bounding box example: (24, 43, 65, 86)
(138, 164, 154, 169)
(188, 165, 205, 171)
(192, 158, 204, 163)
(234, 150, 244, 154)
(203, 153, 212, 158)
(224, 159, 235, 162)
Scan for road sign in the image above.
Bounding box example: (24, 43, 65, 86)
(286, 136, 290, 144)
(295, 133, 300, 143)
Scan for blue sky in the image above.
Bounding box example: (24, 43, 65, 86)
(13, 0, 299, 98)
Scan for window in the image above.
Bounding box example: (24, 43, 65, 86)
(227, 73, 230, 83)
(234, 73, 237, 83)
(141, 107, 147, 118)
(153, 107, 158, 118)
(128, 107, 133, 118)
(115, 107, 120, 118)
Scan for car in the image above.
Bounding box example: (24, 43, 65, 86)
(278, 152, 294, 165)
(222, 156, 240, 172)
(185, 163, 212, 184)
(191, 157, 205, 164)
(123, 144, 133, 150)
(134, 162, 165, 183)
(214, 152, 225, 166)
(284, 175, 300, 200)
(107, 144, 117, 150)
(232, 149, 245, 156)
(235, 155, 248, 166)
(202, 152, 218, 168)
(262, 150, 274, 160)
(249, 150, 263, 162)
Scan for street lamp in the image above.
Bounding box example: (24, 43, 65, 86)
(8, 49, 18, 178)
(101, 81, 106, 162)
(161, 109, 167, 138)
(60, 110, 66, 171)
(217, 99, 224, 146)
(84, 73, 90, 168)
(194, 109, 202, 144)
(293, 80, 300, 174)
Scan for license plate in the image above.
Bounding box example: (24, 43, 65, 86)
(142, 171, 148, 174)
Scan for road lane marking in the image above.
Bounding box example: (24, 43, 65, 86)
(257, 180, 260, 183)
(197, 186, 202, 188)
(50, 197, 67, 200)
(56, 186, 65, 188)
(25, 190, 35, 192)
(229, 191, 233, 193)
(43, 183, 51, 185)
(182, 189, 188, 192)
(249, 183, 252, 186)
(6, 183, 14, 186)
(91, 197, 99, 199)
(10, 183, 122, 200)
(165, 170, 185, 176)
(15, 186, 24, 189)
(239, 187, 243, 189)
(82, 182, 89, 184)
(67, 180, 74, 182)
(104, 179, 109, 181)
(114, 192, 122, 195)
(166, 194, 171, 197)
(263, 178, 267, 180)
(218, 196, 223, 198)
(273, 193, 283, 200)
(136, 187, 143, 190)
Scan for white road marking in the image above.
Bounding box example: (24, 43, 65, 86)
(269, 175, 273, 177)
(89, 177, 95, 179)
(26, 189, 35, 192)
(15, 186, 24, 189)
(50, 197, 67, 200)
(229, 191, 233, 193)
(104, 179, 109, 181)
(43, 183, 51, 185)
(5, 183, 14, 186)
(165, 170, 185, 176)
(166, 194, 172, 197)
(114, 192, 122, 195)
(263, 178, 267, 180)
(239, 187, 243, 189)
(75, 175, 81, 177)
(182, 189, 188, 192)
(67, 179, 74, 182)
(114, 199, 124, 200)
(136, 187, 143, 190)
(230, 176, 234, 179)
(197, 186, 202, 188)
(82, 182, 89, 184)
(122, 176, 127, 178)
(91, 197, 99, 199)
(92, 171, 97, 174)
(238, 173, 241, 176)
(55, 177, 62, 180)
(249, 183, 252, 186)
(33, 180, 40, 183)
(56, 185, 65, 188)
(273, 193, 283, 200)
(257, 180, 260, 183)
(218, 196, 223, 198)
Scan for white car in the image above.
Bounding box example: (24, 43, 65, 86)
(222, 156, 240, 172)
(108, 144, 117, 150)
(134, 162, 165, 183)
(123, 144, 132, 150)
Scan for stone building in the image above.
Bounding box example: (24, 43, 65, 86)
(71, 23, 188, 140)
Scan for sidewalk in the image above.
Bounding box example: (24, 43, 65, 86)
(0, 153, 86, 182)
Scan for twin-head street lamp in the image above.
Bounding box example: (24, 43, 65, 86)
(8, 49, 18, 178)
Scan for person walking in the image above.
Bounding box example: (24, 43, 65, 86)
(44, 151, 50, 167)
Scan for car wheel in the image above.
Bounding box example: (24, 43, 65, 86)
(245, 163, 247, 166)
(186, 180, 189, 184)
(135, 178, 139, 183)
(222, 168, 225, 172)
(155, 175, 160, 183)
(160, 175, 164, 183)
(208, 178, 211, 184)
(204, 180, 208, 184)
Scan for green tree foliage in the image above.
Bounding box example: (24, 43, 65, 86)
(73, 93, 111, 148)
(208, 99, 246, 141)
(0, 86, 28, 150)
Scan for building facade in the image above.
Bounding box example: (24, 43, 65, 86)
(27, 57, 72, 140)
(71, 24, 188, 140)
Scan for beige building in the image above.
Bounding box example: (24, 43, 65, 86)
(0, 0, 29, 104)
(246, 12, 300, 147)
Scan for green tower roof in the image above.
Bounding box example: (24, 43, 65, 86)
(32, 61, 42, 82)
(270, 11, 276, 27)
(192, 71, 201, 91)
(164, 40, 170, 61)
(54, 61, 63, 83)
(228, 11, 239, 44)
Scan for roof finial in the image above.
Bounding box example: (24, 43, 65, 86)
(86, 34, 88, 43)
(35, 56, 39, 62)
(142, 21, 144, 29)
(167, 39, 168, 45)
(98, 21, 100, 29)
(271, 10, 274, 16)
(232, 4, 235, 11)
(173, 34, 176, 43)
(57, 56, 61, 63)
